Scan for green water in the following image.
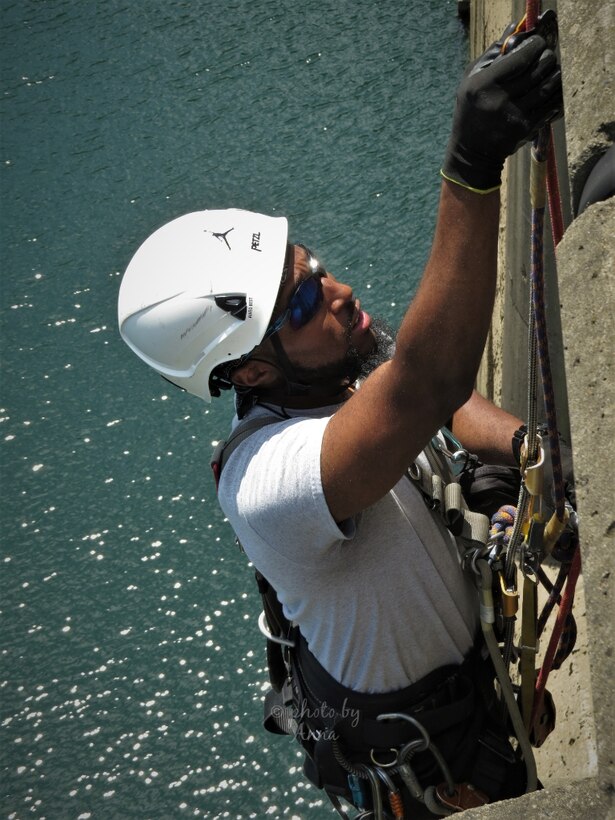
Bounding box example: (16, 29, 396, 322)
(0, 1, 466, 817)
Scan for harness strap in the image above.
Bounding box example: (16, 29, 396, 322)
(212, 416, 522, 809)
(210, 415, 281, 487)
(294, 630, 470, 723)
(408, 445, 490, 554)
(520, 574, 538, 732)
(290, 632, 519, 807)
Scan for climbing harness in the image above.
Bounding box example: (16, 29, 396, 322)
(212, 419, 529, 818)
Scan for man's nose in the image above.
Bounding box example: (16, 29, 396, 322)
(325, 277, 354, 315)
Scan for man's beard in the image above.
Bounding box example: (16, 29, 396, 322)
(287, 317, 396, 390)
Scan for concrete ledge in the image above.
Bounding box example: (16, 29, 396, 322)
(459, 777, 612, 819)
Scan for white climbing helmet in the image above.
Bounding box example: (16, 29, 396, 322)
(118, 209, 288, 401)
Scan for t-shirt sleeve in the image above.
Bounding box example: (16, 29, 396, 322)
(218, 415, 355, 568)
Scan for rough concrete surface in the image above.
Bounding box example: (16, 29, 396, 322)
(531, 577, 597, 787)
(557, 197, 615, 800)
(473, 0, 512, 407)
(459, 777, 612, 819)
(558, 0, 615, 212)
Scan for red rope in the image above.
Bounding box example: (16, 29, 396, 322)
(526, 0, 539, 29)
(525, 0, 576, 727)
(524, 0, 565, 247)
(531, 547, 582, 725)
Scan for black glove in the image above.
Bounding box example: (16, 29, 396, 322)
(442, 25, 563, 193)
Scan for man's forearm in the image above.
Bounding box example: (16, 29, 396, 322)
(451, 390, 522, 466)
(394, 181, 501, 417)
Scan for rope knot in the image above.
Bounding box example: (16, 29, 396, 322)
(490, 504, 517, 546)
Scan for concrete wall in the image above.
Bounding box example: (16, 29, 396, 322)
(467, 0, 615, 817)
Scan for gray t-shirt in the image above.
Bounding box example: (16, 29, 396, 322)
(217, 403, 478, 694)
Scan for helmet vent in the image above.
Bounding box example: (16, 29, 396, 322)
(214, 294, 247, 321)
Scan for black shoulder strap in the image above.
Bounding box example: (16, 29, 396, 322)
(209, 413, 294, 689)
(211, 415, 282, 488)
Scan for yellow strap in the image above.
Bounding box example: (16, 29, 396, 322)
(520, 572, 538, 733)
(440, 169, 501, 195)
(500, 14, 527, 55)
(544, 506, 570, 554)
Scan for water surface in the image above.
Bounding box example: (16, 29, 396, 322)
(1, 2, 466, 816)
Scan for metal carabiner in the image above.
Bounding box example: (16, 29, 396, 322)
(257, 611, 295, 648)
(378, 712, 456, 800)
(373, 768, 405, 820)
(430, 434, 471, 477)
(360, 765, 384, 820)
(374, 767, 397, 793)
(396, 759, 425, 803)
(377, 712, 431, 761)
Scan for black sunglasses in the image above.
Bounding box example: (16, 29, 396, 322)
(264, 244, 326, 339)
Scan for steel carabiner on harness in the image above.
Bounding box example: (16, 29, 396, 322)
(377, 712, 457, 807)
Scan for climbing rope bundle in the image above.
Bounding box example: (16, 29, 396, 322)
(474, 0, 581, 769)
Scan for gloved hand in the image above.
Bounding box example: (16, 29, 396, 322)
(442, 25, 563, 193)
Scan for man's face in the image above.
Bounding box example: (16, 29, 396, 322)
(268, 244, 392, 388)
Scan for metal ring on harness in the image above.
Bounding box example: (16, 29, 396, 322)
(521, 557, 540, 583)
(257, 610, 295, 648)
(378, 712, 456, 798)
(370, 747, 399, 768)
(376, 712, 431, 763)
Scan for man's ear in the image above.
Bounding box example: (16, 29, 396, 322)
(231, 358, 281, 390)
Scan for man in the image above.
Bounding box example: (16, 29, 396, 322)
(119, 24, 562, 817)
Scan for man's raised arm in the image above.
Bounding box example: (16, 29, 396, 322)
(322, 30, 563, 522)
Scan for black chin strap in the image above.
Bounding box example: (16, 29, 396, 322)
(235, 333, 354, 418)
(234, 343, 308, 419)
(268, 333, 354, 398)
(268, 333, 311, 395)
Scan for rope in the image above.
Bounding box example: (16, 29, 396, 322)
(497, 2, 570, 680)
(530, 129, 567, 522)
(531, 546, 581, 725)
(523, 0, 581, 735)
(528, 0, 564, 246)
(535, 564, 567, 636)
(536, 561, 578, 670)
(526, 0, 539, 28)
(489, 505, 516, 546)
